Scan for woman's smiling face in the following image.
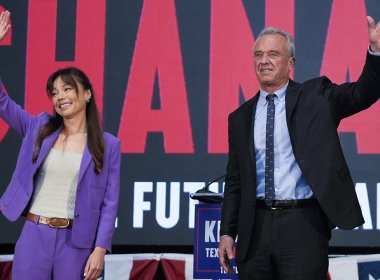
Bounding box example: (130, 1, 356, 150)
(51, 76, 91, 120)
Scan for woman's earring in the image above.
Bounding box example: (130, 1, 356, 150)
(86, 98, 90, 104)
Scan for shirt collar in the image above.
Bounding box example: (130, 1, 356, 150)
(259, 81, 289, 105)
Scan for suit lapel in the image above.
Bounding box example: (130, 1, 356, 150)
(36, 125, 93, 184)
(36, 127, 62, 166)
(285, 80, 301, 126)
(247, 93, 259, 169)
(78, 144, 92, 184)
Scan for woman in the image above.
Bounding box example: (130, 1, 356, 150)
(0, 11, 121, 280)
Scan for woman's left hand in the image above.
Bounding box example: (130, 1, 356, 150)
(83, 246, 106, 280)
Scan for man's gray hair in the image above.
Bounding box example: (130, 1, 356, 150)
(255, 27, 295, 57)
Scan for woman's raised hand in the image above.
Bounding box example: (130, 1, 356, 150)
(0, 10, 10, 41)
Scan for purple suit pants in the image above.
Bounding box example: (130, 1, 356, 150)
(12, 220, 92, 280)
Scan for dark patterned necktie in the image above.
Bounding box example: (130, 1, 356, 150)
(265, 94, 275, 206)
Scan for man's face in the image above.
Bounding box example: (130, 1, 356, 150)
(253, 34, 295, 91)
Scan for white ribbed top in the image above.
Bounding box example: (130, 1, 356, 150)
(29, 148, 83, 219)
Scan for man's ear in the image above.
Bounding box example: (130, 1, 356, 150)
(289, 57, 296, 71)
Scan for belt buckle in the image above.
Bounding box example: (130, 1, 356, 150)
(270, 205, 282, 210)
(48, 217, 70, 228)
(269, 202, 283, 210)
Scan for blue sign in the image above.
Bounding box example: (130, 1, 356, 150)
(193, 204, 238, 279)
(358, 261, 380, 280)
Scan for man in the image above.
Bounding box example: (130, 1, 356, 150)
(218, 16, 380, 279)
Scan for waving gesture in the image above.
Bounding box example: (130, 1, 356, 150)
(0, 10, 10, 41)
(368, 16, 380, 52)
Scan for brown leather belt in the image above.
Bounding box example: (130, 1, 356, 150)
(26, 213, 73, 228)
(255, 199, 318, 210)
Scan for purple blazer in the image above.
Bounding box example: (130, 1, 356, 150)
(0, 83, 121, 252)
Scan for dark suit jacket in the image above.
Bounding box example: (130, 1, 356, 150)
(220, 52, 380, 262)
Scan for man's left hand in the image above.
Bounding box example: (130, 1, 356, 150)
(367, 16, 380, 52)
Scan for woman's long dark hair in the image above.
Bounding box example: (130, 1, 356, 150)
(32, 67, 105, 174)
